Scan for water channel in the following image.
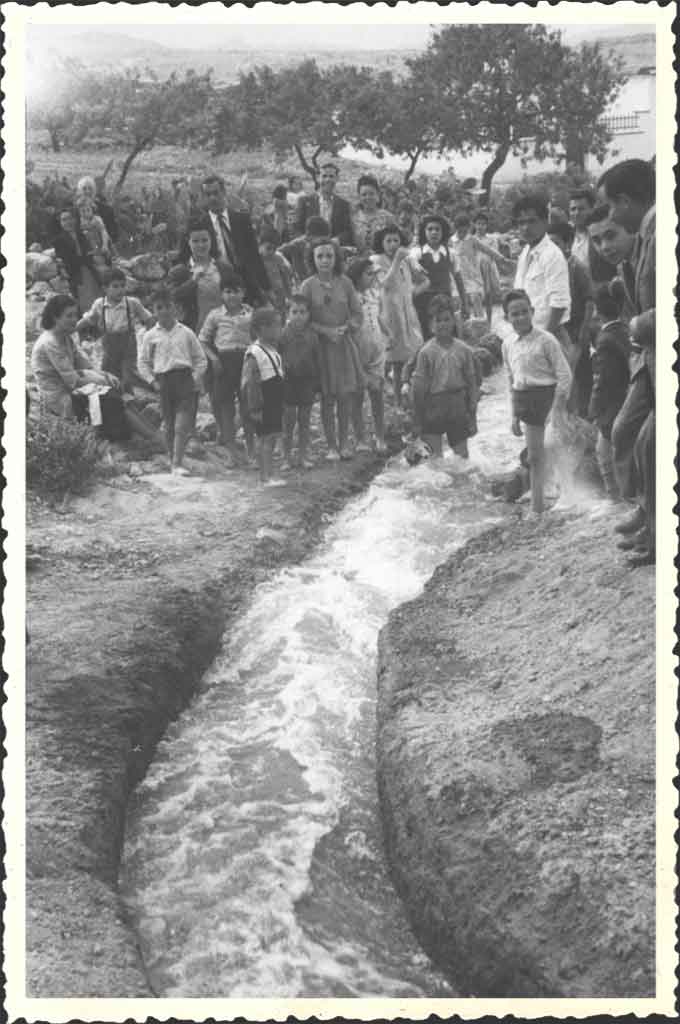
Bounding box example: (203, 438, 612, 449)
(121, 364, 524, 998)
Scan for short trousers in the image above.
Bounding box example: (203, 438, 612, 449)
(512, 385, 556, 427)
(158, 367, 196, 425)
(422, 389, 471, 444)
(284, 375, 318, 408)
(256, 376, 284, 437)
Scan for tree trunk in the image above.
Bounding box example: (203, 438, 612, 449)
(564, 127, 586, 171)
(403, 147, 423, 182)
(294, 143, 320, 187)
(115, 138, 152, 193)
(480, 143, 510, 206)
(48, 128, 61, 153)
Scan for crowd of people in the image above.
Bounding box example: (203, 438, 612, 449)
(30, 156, 656, 566)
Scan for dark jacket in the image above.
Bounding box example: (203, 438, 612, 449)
(588, 320, 631, 438)
(294, 193, 354, 247)
(95, 197, 119, 244)
(52, 228, 99, 291)
(178, 208, 269, 306)
(586, 235, 617, 285)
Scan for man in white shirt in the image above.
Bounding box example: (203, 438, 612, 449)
(512, 195, 572, 358)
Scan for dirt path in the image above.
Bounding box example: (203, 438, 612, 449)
(377, 508, 655, 997)
(26, 447, 390, 996)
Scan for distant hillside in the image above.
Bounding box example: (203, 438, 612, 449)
(26, 28, 655, 84)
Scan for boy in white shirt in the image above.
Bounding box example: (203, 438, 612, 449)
(139, 287, 207, 476)
(502, 289, 572, 516)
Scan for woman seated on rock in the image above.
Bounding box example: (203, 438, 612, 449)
(31, 294, 162, 445)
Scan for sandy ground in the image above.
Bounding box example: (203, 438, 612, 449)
(26, 436, 393, 997)
(377, 506, 655, 997)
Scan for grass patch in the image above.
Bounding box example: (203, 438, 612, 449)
(27, 415, 100, 503)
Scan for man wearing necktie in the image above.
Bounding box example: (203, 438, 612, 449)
(178, 174, 268, 306)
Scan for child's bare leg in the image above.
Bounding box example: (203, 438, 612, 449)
(392, 363, 403, 405)
(525, 423, 546, 514)
(259, 433, 276, 482)
(298, 405, 312, 463)
(452, 440, 469, 459)
(337, 395, 351, 454)
(422, 433, 443, 457)
(321, 395, 338, 452)
(352, 390, 366, 445)
(369, 386, 385, 445)
(173, 404, 194, 468)
(283, 405, 297, 464)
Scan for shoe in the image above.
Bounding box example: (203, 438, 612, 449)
(355, 441, 371, 453)
(171, 465, 191, 477)
(614, 506, 645, 535)
(617, 528, 649, 552)
(628, 548, 655, 568)
(325, 450, 340, 462)
(339, 447, 353, 460)
(375, 440, 388, 454)
(301, 458, 315, 469)
(262, 478, 286, 488)
(280, 460, 293, 472)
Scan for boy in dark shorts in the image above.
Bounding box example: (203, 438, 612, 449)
(241, 307, 286, 485)
(501, 288, 572, 515)
(279, 293, 321, 470)
(139, 287, 207, 476)
(411, 294, 479, 459)
(198, 269, 254, 466)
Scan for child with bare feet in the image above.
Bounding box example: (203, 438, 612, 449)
(241, 307, 286, 486)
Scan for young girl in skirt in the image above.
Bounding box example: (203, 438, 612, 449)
(346, 257, 387, 453)
(411, 214, 469, 339)
(300, 238, 364, 460)
(502, 289, 572, 515)
(240, 306, 286, 486)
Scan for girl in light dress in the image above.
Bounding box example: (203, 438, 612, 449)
(371, 224, 428, 406)
(75, 195, 114, 283)
(346, 257, 387, 453)
(300, 238, 364, 460)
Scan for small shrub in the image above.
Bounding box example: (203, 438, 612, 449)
(27, 415, 100, 501)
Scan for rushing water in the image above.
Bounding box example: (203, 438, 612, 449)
(121, 364, 525, 998)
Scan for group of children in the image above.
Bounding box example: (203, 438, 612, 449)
(71, 203, 637, 512)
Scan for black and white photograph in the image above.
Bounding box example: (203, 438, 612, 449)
(2, 2, 676, 1019)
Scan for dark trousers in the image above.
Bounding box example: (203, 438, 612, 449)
(634, 410, 655, 549)
(611, 369, 653, 500)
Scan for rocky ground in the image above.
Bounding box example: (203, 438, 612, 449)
(26, 432, 395, 997)
(377, 508, 655, 998)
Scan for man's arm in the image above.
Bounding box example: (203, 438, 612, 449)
(545, 249, 571, 337)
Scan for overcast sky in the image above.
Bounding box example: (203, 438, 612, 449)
(28, 21, 652, 52)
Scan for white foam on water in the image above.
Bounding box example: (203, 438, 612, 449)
(120, 370, 525, 997)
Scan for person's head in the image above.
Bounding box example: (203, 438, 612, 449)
(546, 221, 575, 257)
(502, 289, 534, 336)
(41, 294, 79, 334)
(219, 268, 245, 311)
(59, 208, 77, 234)
(357, 174, 381, 212)
(308, 237, 343, 277)
(454, 213, 472, 238)
(373, 223, 408, 258)
(346, 256, 376, 294)
(150, 286, 176, 328)
(304, 215, 330, 241)
(187, 217, 212, 262)
(288, 175, 303, 193)
(101, 266, 127, 302)
(568, 189, 596, 230)
(251, 305, 282, 346)
(319, 163, 339, 196)
(287, 293, 311, 329)
(76, 176, 96, 200)
(396, 199, 415, 229)
(474, 210, 490, 235)
(201, 174, 227, 214)
(428, 293, 458, 341)
(593, 278, 627, 322)
(630, 308, 655, 348)
(597, 159, 655, 233)
(258, 224, 281, 257)
(272, 184, 288, 202)
(586, 205, 635, 266)
(548, 205, 569, 226)
(512, 195, 549, 246)
(419, 214, 450, 248)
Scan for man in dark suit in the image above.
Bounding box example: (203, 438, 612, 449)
(599, 159, 656, 566)
(568, 189, 616, 284)
(294, 163, 354, 247)
(178, 174, 268, 306)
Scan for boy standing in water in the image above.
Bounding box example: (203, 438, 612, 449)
(502, 289, 572, 515)
(241, 307, 286, 486)
(411, 294, 479, 459)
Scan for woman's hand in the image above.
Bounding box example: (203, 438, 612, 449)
(511, 416, 523, 437)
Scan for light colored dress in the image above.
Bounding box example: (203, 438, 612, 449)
(357, 289, 386, 389)
(352, 207, 393, 255)
(300, 274, 364, 396)
(31, 330, 93, 418)
(371, 253, 423, 364)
